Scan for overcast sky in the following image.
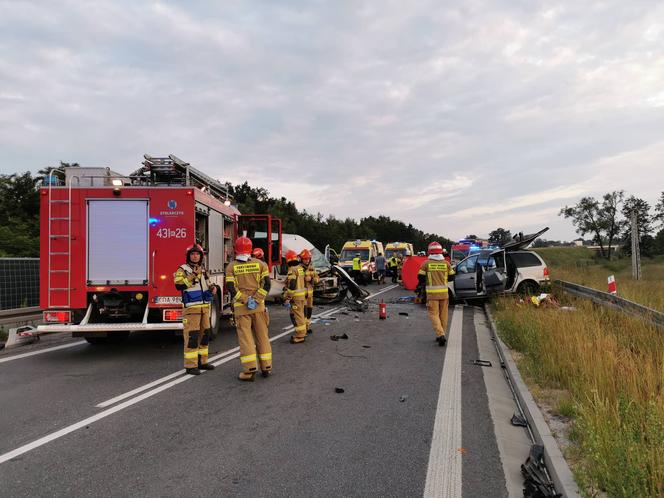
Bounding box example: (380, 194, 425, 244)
(1, 1, 663, 241)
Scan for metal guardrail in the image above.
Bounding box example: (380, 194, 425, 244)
(555, 280, 664, 327)
(485, 304, 580, 497)
(0, 307, 42, 327)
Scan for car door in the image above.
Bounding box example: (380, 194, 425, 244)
(483, 250, 507, 294)
(452, 254, 479, 298)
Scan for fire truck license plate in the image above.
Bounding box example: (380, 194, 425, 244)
(155, 296, 182, 304)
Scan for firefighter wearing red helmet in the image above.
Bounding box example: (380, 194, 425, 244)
(284, 250, 308, 343)
(174, 244, 217, 375)
(299, 249, 319, 334)
(252, 247, 265, 261)
(417, 241, 455, 347)
(225, 236, 272, 381)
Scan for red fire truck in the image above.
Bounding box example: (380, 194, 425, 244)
(37, 155, 282, 343)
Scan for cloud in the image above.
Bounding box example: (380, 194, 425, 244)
(1, 0, 664, 242)
(442, 184, 590, 219)
(396, 175, 476, 210)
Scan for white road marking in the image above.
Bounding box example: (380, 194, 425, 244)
(0, 305, 348, 465)
(366, 283, 400, 299)
(424, 304, 464, 498)
(95, 348, 240, 408)
(0, 341, 87, 365)
(98, 306, 341, 407)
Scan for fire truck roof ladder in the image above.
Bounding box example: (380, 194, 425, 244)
(47, 168, 72, 309)
(135, 154, 233, 205)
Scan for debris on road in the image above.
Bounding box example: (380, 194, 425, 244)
(394, 296, 416, 303)
(522, 444, 561, 498)
(472, 359, 492, 367)
(398, 312, 409, 317)
(334, 387, 345, 393)
(330, 333, 349, 341)
(511, 413, 528, 427)
(399, 395, 408, 402)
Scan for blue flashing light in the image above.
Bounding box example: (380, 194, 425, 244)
(148, 217, 162, 225)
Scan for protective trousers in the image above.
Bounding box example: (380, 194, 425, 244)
(426, 297, 449, 338)
(289, 300, 308, 341)
(305, 293, 314, 331)
(235, 312, 272, 373)
(183, 306, 211, 368)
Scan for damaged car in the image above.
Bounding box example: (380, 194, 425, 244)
(449, 227, 550, 301)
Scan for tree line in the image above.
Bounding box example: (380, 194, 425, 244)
(559, 191, 664, 259)
(226, 182, 453, 253)
(0, 169, 453, 257)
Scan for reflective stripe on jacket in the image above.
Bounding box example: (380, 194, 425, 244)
(417, 260, 455, 300)
(174, 264, 213, 308)
(287, 265, 307, 301)
(225, 258, 270, 315)
(303, 263, 319, 297)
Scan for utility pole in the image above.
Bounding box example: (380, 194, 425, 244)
(631, 210, 641, 280)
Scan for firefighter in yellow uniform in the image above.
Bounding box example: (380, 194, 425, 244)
(284, 250, 308, 343)
(226, 237, 272, 381)
(174, 244, 217, 375)
(299, 249, 319, 334)
(418, 241, 455, 347)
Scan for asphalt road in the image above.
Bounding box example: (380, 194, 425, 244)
(0, 284, 530, 497)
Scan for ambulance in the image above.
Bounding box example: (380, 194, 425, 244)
(338, 239, 385, 282)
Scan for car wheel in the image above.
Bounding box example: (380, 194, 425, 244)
(517, 281, 539, 296)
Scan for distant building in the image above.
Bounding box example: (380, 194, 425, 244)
(573, 238, 584, 247)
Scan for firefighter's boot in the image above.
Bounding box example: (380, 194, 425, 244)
(238, 371, 256, 382)
(261, 369, 272, 378)
(199, 358, 215, 370)
(437, 336, 447, 347)
(290, 336, 305, 344)
(186, 367, 201, 375)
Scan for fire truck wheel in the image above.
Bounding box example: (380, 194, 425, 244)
(209, 294, 221, 339)
(84, 331, 130, 345)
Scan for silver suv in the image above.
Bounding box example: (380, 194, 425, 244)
(449, 228, 550, 300)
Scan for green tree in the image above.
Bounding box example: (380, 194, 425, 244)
(488, 228, 511, 245)
(0, 172, 41, 256)
(560, 191, 625, 259)
(620, 196, 652, 256)
(654, 191, 664, 228)
(225, 182, 452, 253)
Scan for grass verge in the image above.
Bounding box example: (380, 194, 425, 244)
(493, 295, 663, 497)
(534, 247, 664, 312)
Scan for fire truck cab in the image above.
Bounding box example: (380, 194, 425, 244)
(37, 155, 245, 344)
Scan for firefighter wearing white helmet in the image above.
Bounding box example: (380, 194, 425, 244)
(174, 244, 217, 374)
(417, 241, 455, 346)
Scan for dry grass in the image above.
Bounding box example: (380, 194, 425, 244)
(534, 247, 664, 312)
(493, 295, 664, 497)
